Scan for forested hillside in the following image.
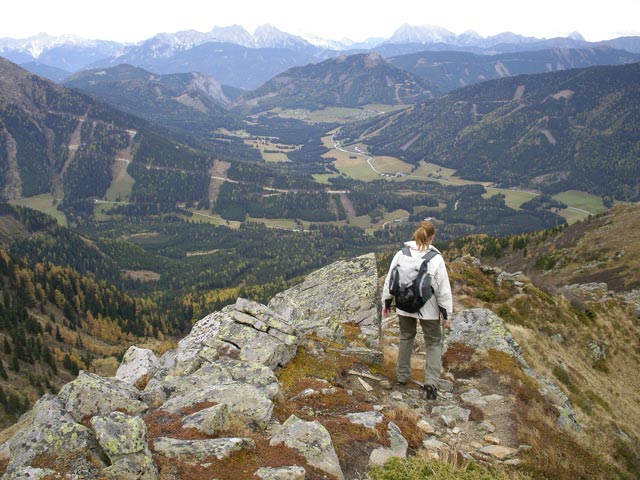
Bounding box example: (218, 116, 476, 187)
(0, 205, 178, 428)
(0, 57, 259, 220)
(64, 64, 245, 139)
(233, 53, 438, 114)
(389, 46, 640, 92)
(337, 62, 640, 201)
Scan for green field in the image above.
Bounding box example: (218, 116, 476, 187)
(10, 194, 67, 226)
(484, 187, 538, 209)
(553, 190, 607, 223)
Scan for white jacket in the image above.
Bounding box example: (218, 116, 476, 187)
(382, 241, 453, 320)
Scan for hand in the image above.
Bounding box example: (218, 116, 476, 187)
(443, 318, 451, 330)
(383, 307, 391, 318)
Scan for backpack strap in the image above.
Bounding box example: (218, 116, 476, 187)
(401, 247, 411, 257)
(422, 250, 439, 263)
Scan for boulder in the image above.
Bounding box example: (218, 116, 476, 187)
(270, 415, 344, 480)
(3, 395, 105, 477)
(268, 253, 379, 342)
(160, 382, 273, 430)
(57, 371, 148, 422)
(91, 411, 157, 480)
(115, 346, 161, 387)
(182, 403, 231, 435)
(161, 299, 298, 373)
(445, 308, 521, 357)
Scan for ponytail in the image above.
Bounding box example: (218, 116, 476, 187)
(412, 221, 435, 249)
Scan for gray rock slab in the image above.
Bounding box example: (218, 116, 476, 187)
(152, 437, 255, 464)
(270, 415, 344, 480)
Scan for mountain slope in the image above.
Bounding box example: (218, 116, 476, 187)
(390, 47, 640, 92)
(64, 64, 243, 136)
(233, 52, 438, 114)
(0, 57, 258, 217)
(338, 62, 640, 201)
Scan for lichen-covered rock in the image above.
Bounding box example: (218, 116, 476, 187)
(445, 308, 522, 357)
(182, 403, 230, 435)
(213, 358, 280, 399)
(141, 362, 233, 406)
(369, 421, 408, 466)
(161, 299, 298, 373)
(345, 411, 384, 429)
(1, 467, 57, 480)
(116, 346, 161, 387)
(268, 253, 379, 342)
(3, 395, 105, 476)
(270, 415, 344, 480)
(152, 437, 255, 464)
(57, 371, 148, 422)
(90, 411, 151, 460)
(101, 454, 158, 480)
(160, 382, 273, 429)
(254, 465, 306, 480)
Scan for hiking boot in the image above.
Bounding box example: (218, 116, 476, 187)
(423, 384, 437, 400)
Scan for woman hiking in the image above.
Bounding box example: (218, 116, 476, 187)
(382, 220, 453, 400)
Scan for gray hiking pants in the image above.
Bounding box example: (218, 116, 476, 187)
(396, 315, 442, 387)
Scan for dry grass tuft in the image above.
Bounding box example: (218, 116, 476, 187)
(384, 405, 424, 449)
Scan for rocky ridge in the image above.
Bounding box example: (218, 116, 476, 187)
(0, 253, 581, 479)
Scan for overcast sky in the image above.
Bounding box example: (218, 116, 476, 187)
(3, 0, 639, 43)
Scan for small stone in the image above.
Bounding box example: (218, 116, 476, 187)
(484, 434, 501, 445)
(503, 458, 523, 466)
(442, 372, 455, 382)
(390, 392, 403, 401)
(478, 421, 496, 433)
(441, 415, 456, 428)
(422, 438, 445, 451)
(481, 394, 504, 403)
(518, 444, 532, 451)
(417, 419, 435, 435)
(452, 427, 461, 435)
(437, 379, 454, 392)
(479, 445, 519, 460)
(379, 380, 392, 390)
(470, 441, 483, 450)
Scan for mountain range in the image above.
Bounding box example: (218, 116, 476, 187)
(3, 24, 640, 89)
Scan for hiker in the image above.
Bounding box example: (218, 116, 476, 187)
(382, 220, 453, 400)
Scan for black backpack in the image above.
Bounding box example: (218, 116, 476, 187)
(389, 247, 439, 313)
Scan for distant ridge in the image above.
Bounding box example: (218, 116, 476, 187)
(233, 52, 438, 113)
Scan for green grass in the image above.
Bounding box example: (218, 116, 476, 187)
(553, 190, 606, 216)
(104, 160, 135, 201)
(484, 188, 538, 209)
(10, 194, 67, 226)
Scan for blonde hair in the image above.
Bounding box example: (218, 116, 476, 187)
(412, 221, 435, 249)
